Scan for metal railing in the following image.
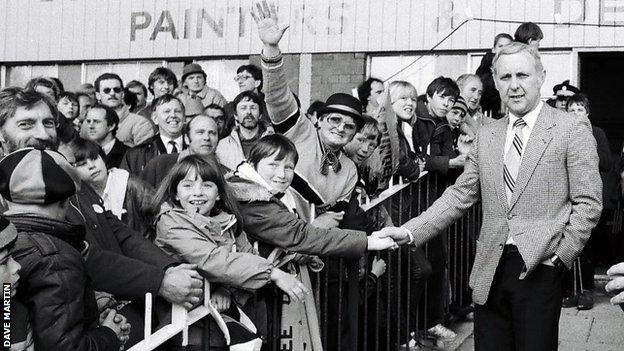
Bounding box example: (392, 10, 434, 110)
(128, 280, 213, 351)
(127, 171, 480, 351)
(310, 171, 480, 351)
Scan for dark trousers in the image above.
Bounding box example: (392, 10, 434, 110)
(425, 234, 448, 328)
(474, 247, 563, 351)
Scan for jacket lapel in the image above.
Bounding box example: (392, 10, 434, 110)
(488, 118, 509, 211)
(509, 106, 555, 208)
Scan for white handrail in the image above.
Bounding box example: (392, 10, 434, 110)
(128, 279, 212, 351)
(359, 171, 428, 212)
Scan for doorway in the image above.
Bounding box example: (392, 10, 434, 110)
(579, 52, 624, 154)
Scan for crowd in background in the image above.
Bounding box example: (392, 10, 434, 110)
(1, 4, 623, 351)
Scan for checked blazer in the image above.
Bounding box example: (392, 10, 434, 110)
(403, 104, 603, 305)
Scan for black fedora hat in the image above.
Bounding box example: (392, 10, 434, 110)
(317, 93, 363, 128)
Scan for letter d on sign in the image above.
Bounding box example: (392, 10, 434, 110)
(131, 12, 152, 41)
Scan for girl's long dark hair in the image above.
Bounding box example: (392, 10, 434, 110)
(153, 154, 244, 235)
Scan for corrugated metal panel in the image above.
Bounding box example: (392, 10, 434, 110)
(4, 0, 624, 62)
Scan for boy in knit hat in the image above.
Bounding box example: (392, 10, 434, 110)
(429, 96, 470, 177)
(2, 147, 129, 351)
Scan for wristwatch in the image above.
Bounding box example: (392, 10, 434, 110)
(550, 255, 564, 269)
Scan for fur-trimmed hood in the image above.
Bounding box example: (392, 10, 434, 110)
(226, 165, 275, 203)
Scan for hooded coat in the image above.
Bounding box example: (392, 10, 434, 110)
(226, 163, 368, 259)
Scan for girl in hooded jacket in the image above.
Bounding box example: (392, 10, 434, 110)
(152, 154, 308, 350)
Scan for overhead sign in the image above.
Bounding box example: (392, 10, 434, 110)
(0, 0, 621, 62)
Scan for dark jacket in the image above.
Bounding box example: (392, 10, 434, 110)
(412, 110, 450, 172)
(9, 214, 120, 351)
(428, 119, 460, 176)
(396, 121, 422, 181)
(141, 151, 229, 189)
(106, 138, 129, 169)
(67, 183, 178, 300)
(123, 175, 157, 240)
(141, 152, 179, 188)
(226, 174, 368, 259)
(593, 126, 617, 208)
(120, 134, 187, 176)
(475, 52, 502, 118)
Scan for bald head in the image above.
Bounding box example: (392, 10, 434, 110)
(186, 114, 219, 155)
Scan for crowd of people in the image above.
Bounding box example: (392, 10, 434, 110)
(0, 3, 622, 351)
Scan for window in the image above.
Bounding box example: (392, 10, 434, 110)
(468, 51, 573, 99)
(4, 65, 58, 88)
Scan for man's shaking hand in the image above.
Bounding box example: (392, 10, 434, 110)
(373, 226, 413, 246)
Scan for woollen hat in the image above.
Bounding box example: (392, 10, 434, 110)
(183, 97, 206, 117)
(0, 147, 79, 205)
(451, 96, 468, 116)
(182, 63, 207, 83)
(317, 93, 364, 129)
(0, 216, 17, 252)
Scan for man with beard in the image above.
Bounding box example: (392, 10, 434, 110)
(141, 114, 220, 187)
(120, 94, 187, 175)
(0, 87, 204, 348)
(216, 91, 271, 170)
(83, 104, 128, 169)
(91, 73, 155, 147)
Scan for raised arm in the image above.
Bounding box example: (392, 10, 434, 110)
(251, 1, 299, 126)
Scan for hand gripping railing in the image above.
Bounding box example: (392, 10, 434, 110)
(128, 279, 217, 351)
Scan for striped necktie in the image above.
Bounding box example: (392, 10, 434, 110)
(503, 118, 527, 203)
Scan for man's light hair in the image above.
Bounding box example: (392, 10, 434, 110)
(456, 74, 482, 90)
(491, 42, 544, 77)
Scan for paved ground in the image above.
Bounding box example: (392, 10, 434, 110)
(451, 274, 624, 351)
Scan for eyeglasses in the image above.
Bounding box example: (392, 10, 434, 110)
(326, 115, 357, 133)
(102, 87, 122, 94)
(234, 74, 254, 83)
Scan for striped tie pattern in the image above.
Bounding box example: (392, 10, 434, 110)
(503, 118, 527, 203)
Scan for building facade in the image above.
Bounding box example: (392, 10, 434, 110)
(1, 0, 623, 148)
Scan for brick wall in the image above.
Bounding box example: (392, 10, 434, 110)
(310, 53, 366, 103)
(251, 53, 300, 96)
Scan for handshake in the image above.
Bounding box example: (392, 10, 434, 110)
(366, 226, 414, 251)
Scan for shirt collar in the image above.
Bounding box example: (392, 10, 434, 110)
(159, 134, 183, 148)
(508, 101, 543, 130)
(101, 138, 116, 155)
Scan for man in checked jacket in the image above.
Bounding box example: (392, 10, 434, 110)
(380, 42, 602, 351)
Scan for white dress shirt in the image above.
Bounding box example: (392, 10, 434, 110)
(101, 138, 116, 155)
(159, 135, 184, 154)
(503, 100, 550, 262)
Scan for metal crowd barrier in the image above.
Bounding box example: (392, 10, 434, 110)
(309, 171, 480, 351)
(128, 171, 480, 351)
(128, 280, 212, 351)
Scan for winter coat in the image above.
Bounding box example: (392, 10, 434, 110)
(216, 126, 271, 171)
(67, 182, 177, 300)
(154, 204, 274, 291)
(475, 52, 503, 118)
(105, 138, 128, 169)
(115, 106, 156, 148)
(8, 214, 120, 351)
(226, 168, 368, 259)
(413, 108, 453, 173)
